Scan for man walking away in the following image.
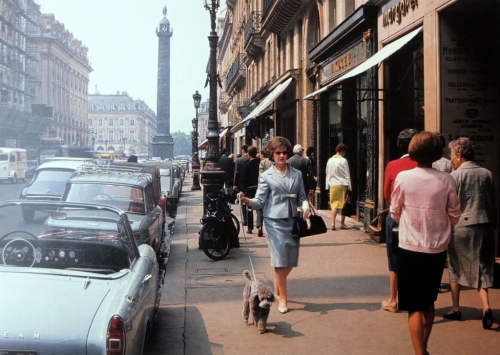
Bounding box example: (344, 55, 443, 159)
(240, 146, 260, 234)
(217, 148, 235, 188)
(287, 144, 315, 199)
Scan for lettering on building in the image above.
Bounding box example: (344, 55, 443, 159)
(382, 0, 418, 27)
(320, 41, 368, 85)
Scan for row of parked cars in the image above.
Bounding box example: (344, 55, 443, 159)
(0, 156, 185, 355)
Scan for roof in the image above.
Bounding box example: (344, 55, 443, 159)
(37, 160, 94, 171)
(68, 173, 151, 188)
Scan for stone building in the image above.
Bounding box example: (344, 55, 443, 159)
(32, 13, 92, 147)
(218, 0, 500, 230)
(88, 92, 157, 157)
(0, 0, 48, 157)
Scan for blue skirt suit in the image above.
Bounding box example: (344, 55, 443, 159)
(249, 164, 307, 267)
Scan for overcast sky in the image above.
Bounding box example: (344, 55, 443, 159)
(38, 0, 221, 134)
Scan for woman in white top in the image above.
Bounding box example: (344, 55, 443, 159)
(325, 143, 351, 230)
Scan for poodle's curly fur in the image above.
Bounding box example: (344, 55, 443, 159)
(242, 270, 275, 334)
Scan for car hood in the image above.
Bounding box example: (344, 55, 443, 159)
(0, 270, 112, 353)
(26, 180, 66, 197)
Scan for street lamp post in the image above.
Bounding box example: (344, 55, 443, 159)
(122, 137, 128, 154)
(201, 0, 225, 206)
(191, 91, 202, 190)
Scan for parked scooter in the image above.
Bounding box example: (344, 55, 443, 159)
(199, 188, 240, 260)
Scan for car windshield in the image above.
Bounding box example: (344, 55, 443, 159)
(160, 176, 172, 193)
(65, 183, 146, 214)
(0, 203, 137, 274)
(160, 168, 171, 176)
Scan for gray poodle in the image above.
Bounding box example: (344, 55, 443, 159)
(242, 270, 275, 333)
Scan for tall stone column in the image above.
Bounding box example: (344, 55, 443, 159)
(153, 6, 174, 159)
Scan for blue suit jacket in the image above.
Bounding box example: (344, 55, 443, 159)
(250, 163, 307, 219)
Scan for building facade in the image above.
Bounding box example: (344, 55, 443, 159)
(0, 0, 47, 157)
(218, 0, 500, 231)
(32, 13, 92, 148)
(88, 92, 157, 157)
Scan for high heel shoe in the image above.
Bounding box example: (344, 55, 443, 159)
(482, 309, 493, 329)
(442, 310, 462, 320)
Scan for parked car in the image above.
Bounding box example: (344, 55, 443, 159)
(171, 161, 184, 193)
(45, 168, 165, 253)
(0, 201, 160, 355)
(157, 161, 181, 209)
(27, 159, 38, 178)
(19, 158, 94, 222)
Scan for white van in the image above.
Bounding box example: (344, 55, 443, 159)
(0, 148, 28, 183)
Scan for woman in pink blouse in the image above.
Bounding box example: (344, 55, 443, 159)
(390, 131, 461, 355)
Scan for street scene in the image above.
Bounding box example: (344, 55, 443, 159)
(1, 0, 499, 354)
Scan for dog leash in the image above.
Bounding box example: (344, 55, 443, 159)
(238, 194, 257, 281)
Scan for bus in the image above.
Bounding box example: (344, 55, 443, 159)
(38, 137, 93, 163)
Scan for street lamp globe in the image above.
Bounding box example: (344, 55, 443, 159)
(203, 0, 220, 11)
(193, 91, 201, 109)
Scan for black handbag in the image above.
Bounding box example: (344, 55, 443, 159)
(292, 206, 327, 238)
(342, 191, 354, 217)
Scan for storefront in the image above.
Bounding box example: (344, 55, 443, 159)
(378, 0, 499, 228)
(306, 5, 378, 226)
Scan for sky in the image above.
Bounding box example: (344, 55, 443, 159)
(38, 0, 221, 134)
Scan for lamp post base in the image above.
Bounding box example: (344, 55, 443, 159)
(191, 162, 202, 191)
(200, 168, 225, 215)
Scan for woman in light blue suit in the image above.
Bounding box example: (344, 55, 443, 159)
(241, 137, 310, 313)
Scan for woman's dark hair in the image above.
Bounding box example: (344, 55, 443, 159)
(263, 136, 293, 162)
(397, 128, 418, 154)
(448, 137, 475, 161)
(408, 131, 443, 165)
(306, 146, 315, 156)
(335, 143, 347, 153)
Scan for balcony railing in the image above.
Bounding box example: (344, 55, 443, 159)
(244, 11, 263, 48)
(225, 53, 246, 93)
(263, 0, 276, 16)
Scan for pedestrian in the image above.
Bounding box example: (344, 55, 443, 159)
(240, 137, 310, 314)
(306, 146, 317, 206)
(391, 131, 460, 355)
(431, 133, 452, 173)
(287, 144, 315, 201)
(442, 137, 495, 329)
(256, 149, 273, 237)
(381, 128, 418, 313)
(325, 143, 351, 230)
(234, 145, 249, 226)
(217, 148, 235, 189)
(239, 146, 260, 234)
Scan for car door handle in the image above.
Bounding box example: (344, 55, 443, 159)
(143, 274, 152, 284)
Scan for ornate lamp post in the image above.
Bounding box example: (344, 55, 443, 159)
(201, 0, 225, 205)
(122, 137, 128, 153)
(191, 91, 202, 190)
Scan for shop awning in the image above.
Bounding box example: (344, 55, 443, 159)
(198, 139, 208, 150)
(231, 77, 294, 133)
(219, 127, 229, 138)
(303, 26, 422, 100)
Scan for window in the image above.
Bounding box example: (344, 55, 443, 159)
(109, 118, 113, 126)
(129, 130, 135, 141)
(98, 119, 103, 126)
(119, 130, 124, 140)
(108, 130, 114, 142)
(119, 118, 124, 125)
(130, 119, 135, 126)
(88, 119, 93, 126)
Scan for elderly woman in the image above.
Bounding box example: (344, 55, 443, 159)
(391, 131, 460, 355)
(442, 138, 496, 329)
(240, 137, 309, 314)
(325, 143, 351, 230)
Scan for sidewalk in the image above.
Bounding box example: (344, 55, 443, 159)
(146, 176, 499, 355)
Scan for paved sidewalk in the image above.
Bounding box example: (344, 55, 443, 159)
(146, 177, 499, 355)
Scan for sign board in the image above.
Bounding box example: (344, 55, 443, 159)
(5, 139, 17, 148)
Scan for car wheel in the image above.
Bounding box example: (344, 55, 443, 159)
(11, 173, 17, 184)
(231, 213, 241, 235)
(22, 208, 35, 223)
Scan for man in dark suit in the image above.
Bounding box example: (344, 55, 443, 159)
(217, 148, 235, 188)
(287, 144, 314, 197)
(234, 145, 249, 226)
(240, 146, 260, 234)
